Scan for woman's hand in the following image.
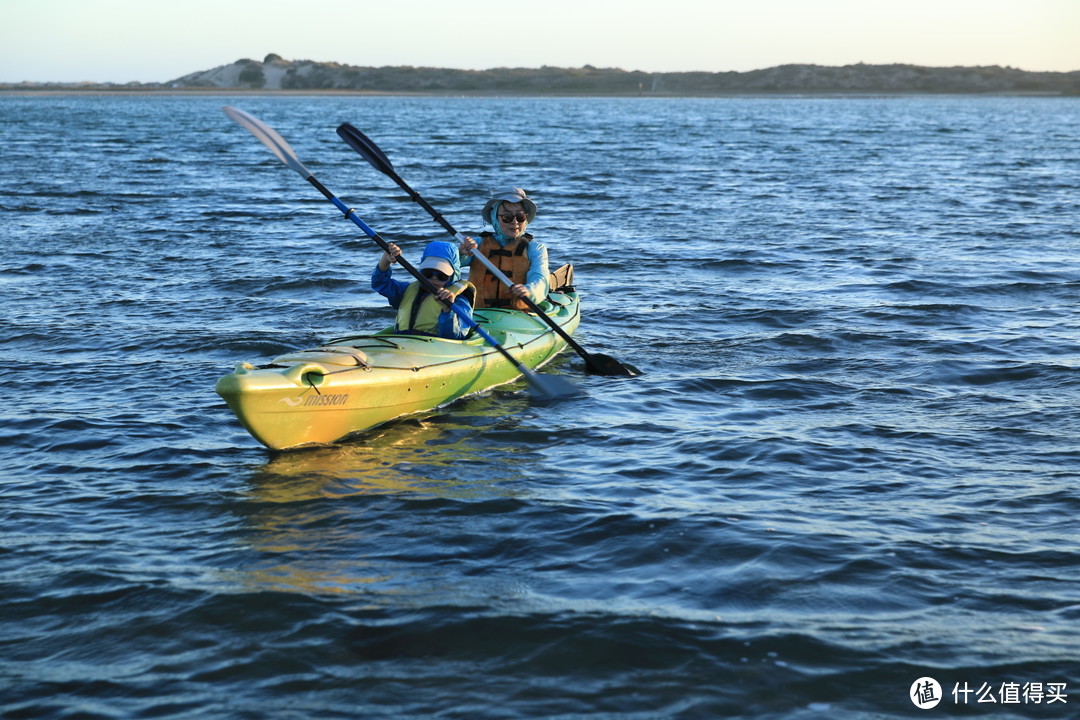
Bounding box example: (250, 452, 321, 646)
(509, 283, 528, 299)
(459, 236, 477, 255)
(435, 287, 454, 306)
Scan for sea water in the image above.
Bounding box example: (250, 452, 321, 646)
(1, 94, 1078, 718)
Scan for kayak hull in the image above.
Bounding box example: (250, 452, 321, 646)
(216, 292, 580, 450)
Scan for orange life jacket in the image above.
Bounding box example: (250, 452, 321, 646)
(469, 232, 533, 311)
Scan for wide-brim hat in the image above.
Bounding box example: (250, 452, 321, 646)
(481, 187, 537, 224)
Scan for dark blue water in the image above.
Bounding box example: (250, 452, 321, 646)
(2, 94, 1078, 719)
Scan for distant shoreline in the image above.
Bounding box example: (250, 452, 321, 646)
(5, 57, 1079, 97)
(0, 88, 1074, 99)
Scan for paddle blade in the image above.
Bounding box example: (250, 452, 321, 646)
(584, 353, 640, 377)
(527, 372, 582, 401)
(223, 106, 312, 178)
(336, 123, 395, 176)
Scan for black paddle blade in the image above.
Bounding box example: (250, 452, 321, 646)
(584, 353, 640, 377)
(336, 123, 395, 176)
(528, 372, 582, 401)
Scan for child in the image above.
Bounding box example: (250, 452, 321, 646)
(371, 240, 475, 339)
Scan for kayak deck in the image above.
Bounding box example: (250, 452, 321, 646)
(216, 292, 580, 450)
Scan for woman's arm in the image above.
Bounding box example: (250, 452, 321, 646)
(522, 241, 550, 302)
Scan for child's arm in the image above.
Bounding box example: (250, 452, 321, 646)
(371, 243, 409, 307)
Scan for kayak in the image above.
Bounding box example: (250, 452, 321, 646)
(216, 291, 580, 450)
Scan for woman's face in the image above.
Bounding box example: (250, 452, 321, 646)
(497, 201, 529, 239)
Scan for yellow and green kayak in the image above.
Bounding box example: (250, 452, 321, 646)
(216, 291, 580, 450)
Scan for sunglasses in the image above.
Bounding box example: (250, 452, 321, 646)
(421, 268, 450, 282)
(499, 213, 528, 224)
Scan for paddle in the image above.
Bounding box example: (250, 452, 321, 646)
(335, 122, 638, 378)
(222, 106, 579, 400)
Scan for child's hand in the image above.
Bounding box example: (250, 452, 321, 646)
(379, 243, 402, 270)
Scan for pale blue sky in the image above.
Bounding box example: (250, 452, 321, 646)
(2, 0, 1078, 83)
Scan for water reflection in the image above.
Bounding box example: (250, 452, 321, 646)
(248, 392, 535, 499)
(232, 392, 538, 597)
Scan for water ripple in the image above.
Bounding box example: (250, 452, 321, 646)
(1, 94, 1078, 719)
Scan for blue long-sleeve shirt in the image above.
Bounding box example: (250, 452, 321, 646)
(371, 266, 473, 340)
(520, 239, 550, 304)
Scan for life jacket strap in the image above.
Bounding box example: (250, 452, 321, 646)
(406, 289, 430, 332)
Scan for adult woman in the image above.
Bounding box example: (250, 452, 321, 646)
(460, 188, 549, 311)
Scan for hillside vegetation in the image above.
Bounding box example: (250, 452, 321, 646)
(8, 54, 1080, 94)
(166, 54, 1080, 95)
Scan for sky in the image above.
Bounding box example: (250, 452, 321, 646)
(2, 0, 1078, 83)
